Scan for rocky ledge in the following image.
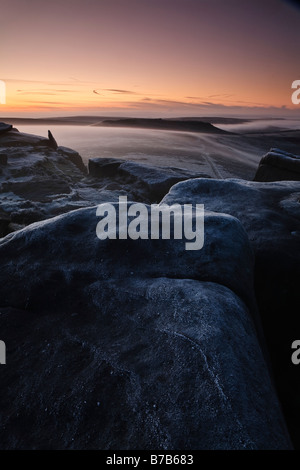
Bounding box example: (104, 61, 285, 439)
(0, 125, 209, 236)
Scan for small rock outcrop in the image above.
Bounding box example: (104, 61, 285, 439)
(0, 122, 13, 134)
(254, 148, 300, 182)
(0, 204, 291, 449)
(0, 126, 89, 233)
(48, 130, 58, 150)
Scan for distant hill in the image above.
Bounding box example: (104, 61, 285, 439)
(0, 116, 233, 133)
(100, 118, 231, 134)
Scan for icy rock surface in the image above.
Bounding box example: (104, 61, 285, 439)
(0, 205, 291, 449)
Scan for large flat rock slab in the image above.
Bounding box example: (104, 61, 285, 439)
(0, 204, 291, 449)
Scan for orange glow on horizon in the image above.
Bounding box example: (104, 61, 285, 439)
(3, 77, 298, 118)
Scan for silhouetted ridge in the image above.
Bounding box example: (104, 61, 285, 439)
(101, 118, 232, 133)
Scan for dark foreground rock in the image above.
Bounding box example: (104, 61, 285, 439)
(162, 177, 300, 447)
(0, 205, 291, 449)
(254, 148, 300, 182)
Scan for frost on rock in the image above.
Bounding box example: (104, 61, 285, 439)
(0, 202, 292, 449)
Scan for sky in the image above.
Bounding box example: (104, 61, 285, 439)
(1, 0, 300, 118)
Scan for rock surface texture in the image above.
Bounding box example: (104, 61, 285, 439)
(0, 205, 291, 449)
